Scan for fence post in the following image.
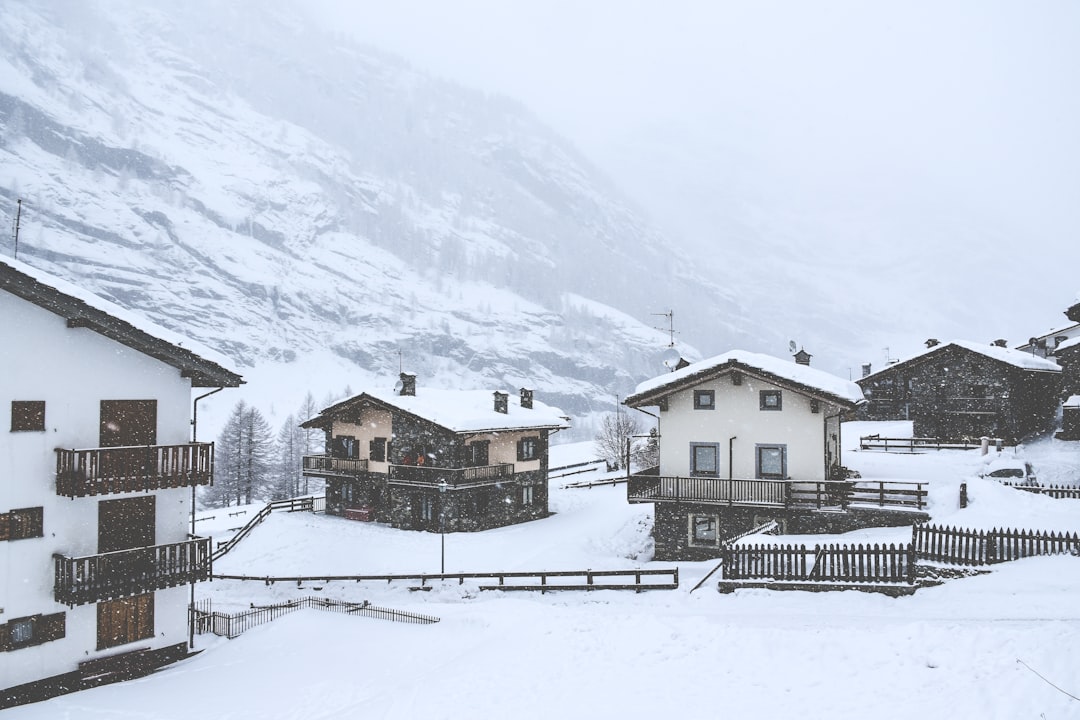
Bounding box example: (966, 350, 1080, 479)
(959, 483, 967, 509)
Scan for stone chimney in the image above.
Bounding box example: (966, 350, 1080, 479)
(399, 372, 416, 396)
(493, 391, 508, 414)
(793, 348, 812, 366)
(1065, 302, 1080, 323)
(519, 388, 534, 409)
(991, 339, 1008, 348)
(925, 338, 940, 348)
(861, 363, 872, 378)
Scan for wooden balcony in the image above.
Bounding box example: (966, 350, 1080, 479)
(628, 475, 926, 511)
(55, 443, 214, 498)
(302, 455, 370, 477)
(388, 463, 515, 490)
(54, 537, 212, 606)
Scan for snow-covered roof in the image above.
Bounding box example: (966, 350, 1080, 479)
(0, 257, 243, 387)
(1064, 395, 1080, 409)
(307, 386, 569, 434)
(861, 340, 1060, 380)
(1055, 335, 1080, 353)
(626, 349, 864, 407)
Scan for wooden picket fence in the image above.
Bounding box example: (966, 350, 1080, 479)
(721, 543, 915, 585)
(912, 523, 1080, 566)
(189, 596, 439, 639)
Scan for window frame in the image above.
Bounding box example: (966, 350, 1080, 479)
(10, 401, 45, 432)
(688, 513, 721, 548)
(520, 485, 535, 507)
(517, 436, 540, 461)
(689, 442, 720, 477)
(760, 390, 783, 411)
(2, 612, 66, 652)
(693, 389, 715, 410)
(755, 444, 788, 480)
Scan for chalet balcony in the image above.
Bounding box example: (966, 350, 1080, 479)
(56, 443, 214, 498)
(54, 537, 212, 607)
(302, 455, 369, 477)
(388, 462, 515, 490)
(627, 475, 926, 512)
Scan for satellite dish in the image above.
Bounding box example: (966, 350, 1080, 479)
(393, 379, 404, 394)
(788, 340, 797, 353)
(661, 347, 682, 370)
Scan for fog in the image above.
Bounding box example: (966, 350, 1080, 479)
(306, 0, 1080, 368)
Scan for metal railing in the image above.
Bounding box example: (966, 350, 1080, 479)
(54, 537, 212, 606)
(56, 443, 214, 497)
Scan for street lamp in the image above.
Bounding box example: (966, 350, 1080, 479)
(438, 479, 448, 574)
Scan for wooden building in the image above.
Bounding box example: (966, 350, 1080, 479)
(857, 340, 1061, 444)
(0, 258, 242, 707)
(300, 376, 569, 532)
(624, 350, 926, 562)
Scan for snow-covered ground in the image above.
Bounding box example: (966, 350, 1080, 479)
(9, 427, 1080, 719)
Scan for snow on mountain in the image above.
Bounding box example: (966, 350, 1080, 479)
(0, 0, 751, 435)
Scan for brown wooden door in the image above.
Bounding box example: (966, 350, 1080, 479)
(100, 400, 157, 447)
(98, 496, 156, 553)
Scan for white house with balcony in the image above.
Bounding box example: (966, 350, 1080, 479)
(624, 350, 927, 561)
(0, 258, 242, 707)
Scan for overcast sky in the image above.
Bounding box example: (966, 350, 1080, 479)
(305, 1, 1080, 358)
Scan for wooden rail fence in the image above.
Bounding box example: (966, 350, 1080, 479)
(212, 567, 679, 592)
(189, 597, 439, 638)
(998, 482, 1080, 500)
(211, 495, 325, 561)
(721, 543, 916, 585)
(859, 435, 1003, 452)
(912, 523, 1080, 566)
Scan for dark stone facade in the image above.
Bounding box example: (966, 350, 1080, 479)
(651, 502, 927, 562)
(856, 345, 1062, 444)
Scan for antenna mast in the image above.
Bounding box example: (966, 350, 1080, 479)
(12, 198, 22, 259)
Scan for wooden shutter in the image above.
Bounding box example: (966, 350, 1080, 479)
(0, 513, 9, 542)
(38, 612, 66, 642)
(0, 622, 9, 652)
(10, 507, 43, 539)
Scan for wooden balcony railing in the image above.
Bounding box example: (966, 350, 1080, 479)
(388, 463, 515, 489)
(628, 475, 927, 511)
(302, 455, 369, 476)
(56, 443, 214, 498)
(54, 537, 212, 606)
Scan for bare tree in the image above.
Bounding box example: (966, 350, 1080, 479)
(594, 411, 642, 471)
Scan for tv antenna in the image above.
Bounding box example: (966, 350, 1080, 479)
(652, 310, 678, 347)
(788, 340, 797, 353)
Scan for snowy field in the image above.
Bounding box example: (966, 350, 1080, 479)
(9, 424, 1080, 719)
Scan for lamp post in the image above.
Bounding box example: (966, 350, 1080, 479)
(438, 479, 448, 574)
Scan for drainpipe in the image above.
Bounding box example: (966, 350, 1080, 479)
(729, 436, 737, 480)
(190, 387, 223, 650)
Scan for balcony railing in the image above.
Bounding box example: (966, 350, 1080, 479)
(56, 443, 214, 498)
(628, 475, 926, 511)
(302, 455, 369, 476)
(388, 463, 515, 489)
(54, 537, 212, 606)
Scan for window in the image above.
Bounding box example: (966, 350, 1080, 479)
(693, 390, 715, 410)
(369, 437, 387, 462)
(689, 514, 719, 547)
(332, 435, 358, 459)
(420, 497, 434, 522)
(517, 436, 539, 461)
(97, 594, 153, 650)
(1, 507, 44, 541)
(760, 390, 782, 411)
(690, 443, 719, 476)
(520, 486, 535, 507)
(756, 445, 787, 479)
(10, 401, 45, 432)
(1, 613, 65, 651)
(810, 399, 820, 414)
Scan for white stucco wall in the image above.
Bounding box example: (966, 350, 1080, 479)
(656, 373, 844, 481)
(1, 291, 200, 690)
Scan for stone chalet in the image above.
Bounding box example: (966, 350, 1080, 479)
(301, 374, 569, 532)
(856, 340, 1062, 444)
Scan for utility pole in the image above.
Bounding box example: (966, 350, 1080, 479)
(12, 198, 22, 259)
